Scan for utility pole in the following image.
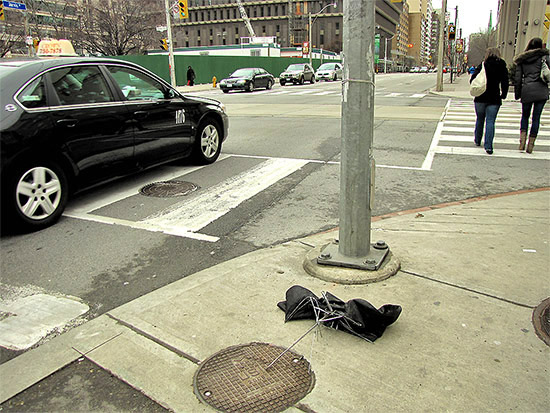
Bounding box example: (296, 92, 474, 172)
(318, 1, 389, 271)
(436, 0, 447, 91)
(450, 5, 457, 84)
(164, 0, 176, 87)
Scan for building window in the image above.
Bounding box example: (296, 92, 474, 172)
(267, 6, 271, 17)
(262, 25, 266, 35)
(207, 11, 210, 20)
(186, 41, 189, 47)
(234, 9, 237, 19)
(261, 7, 264, 17)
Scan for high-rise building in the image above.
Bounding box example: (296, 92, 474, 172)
(407, 0, 432, 65)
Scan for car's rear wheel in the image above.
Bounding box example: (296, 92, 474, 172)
(4, 161, 69, 230)
(222, 89, 229, 93)
(192, 119, 222, 164)
(266, 80, 273, 90)
(247, 82, 255, 92)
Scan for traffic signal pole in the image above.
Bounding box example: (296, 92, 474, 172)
(317, 0, 390, 271)
(164, 0, 177, 87)
(436, 0, 447, 91)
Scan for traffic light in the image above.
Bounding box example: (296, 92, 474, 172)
(160, 38, 168, 50)
(0, 3, 5, 21)
(407, 43, 414, 48)
(178, 0, 188, 19)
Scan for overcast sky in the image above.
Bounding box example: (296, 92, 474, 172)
(431, 0, 500, 39)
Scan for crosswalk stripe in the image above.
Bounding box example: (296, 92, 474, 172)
(443, 120, 550, 130)
(439, 135, 550, 146)
(443, 126, 550, 136)
(435, 146, 550, 160)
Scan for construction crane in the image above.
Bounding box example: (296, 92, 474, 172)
(235, 0, 256, 38)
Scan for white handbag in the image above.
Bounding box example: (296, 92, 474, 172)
(470, 63, 487, 97)
(540, 57, 550, 83)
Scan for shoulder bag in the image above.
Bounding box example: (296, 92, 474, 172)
(470, 64, 487, 97)
(540, 57, 550, 83)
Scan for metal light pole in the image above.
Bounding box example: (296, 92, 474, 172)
(436, 0, 447, 91)
(318, 0, 389, 271)
(309, 2, 337, 67)
(384, 35, 394, 73)
(164, 0, 177, 87)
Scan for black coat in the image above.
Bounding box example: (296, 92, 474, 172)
(470, 56, 509, 105)
(514, 48, 550, 103)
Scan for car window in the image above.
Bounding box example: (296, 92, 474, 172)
(17, 76, 47, 109)
(287, 64, 305, 71)
(50, 66, 114, 105)
(107, 66, 168, 101)
(232, 68, 254, 77)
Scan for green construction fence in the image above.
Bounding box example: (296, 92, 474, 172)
(108, 54, 341, 86)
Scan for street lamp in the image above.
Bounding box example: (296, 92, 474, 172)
(309, 2, 337, 67)
(384, 35, 394, 73)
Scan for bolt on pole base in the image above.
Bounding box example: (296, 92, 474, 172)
(317, 240, 389, 271)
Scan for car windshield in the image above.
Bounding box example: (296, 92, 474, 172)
(231, 69, 254, 77)
(286, 64, 305, 71)
(318, 63, 337, 70)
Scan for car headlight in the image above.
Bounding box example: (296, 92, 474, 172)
(236, 79, 246, 85)
(219, 103, 226, 114)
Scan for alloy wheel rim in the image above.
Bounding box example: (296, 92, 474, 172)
(201, 125, 219, 159)
(16, 167, 62, 220)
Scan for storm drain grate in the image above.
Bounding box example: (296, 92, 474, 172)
(533, 297, 550, 346)
(193, 342, 315, 413)
(139, 181, 198, 198)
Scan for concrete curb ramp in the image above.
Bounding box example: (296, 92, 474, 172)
(1, 189, 549, 412)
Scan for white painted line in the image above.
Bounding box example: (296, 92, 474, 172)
(439, 135, 550, 146)
(268, 90, 294, 95)
(314, 91, 340, 96)
(443, 126, 550, 136)
(422, 98, 451, 171)
(290, 89, 323, 95)
(435, 146, 550, 160)
(411, 93, 426, 98)
(384, 92, 403, 97)
(443, 120, 550, 130)
(143, 158, 308, 233)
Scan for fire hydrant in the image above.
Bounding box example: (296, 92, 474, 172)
(212, 76, 217, 88)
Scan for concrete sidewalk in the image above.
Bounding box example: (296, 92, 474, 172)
(1, 189, 548, 412)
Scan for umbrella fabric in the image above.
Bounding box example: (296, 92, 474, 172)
(277, 285, 402, 342)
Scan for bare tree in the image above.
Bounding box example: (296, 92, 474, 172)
(75, 0, 163, 56)
(25, 0, 79, 41)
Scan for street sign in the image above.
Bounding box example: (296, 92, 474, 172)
(2, 1, 27, 11)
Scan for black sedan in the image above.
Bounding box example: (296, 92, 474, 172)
(218, 68, 275, 93)
(0, 57, 228, 231)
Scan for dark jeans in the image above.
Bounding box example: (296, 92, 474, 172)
(474, 102, 501, 150)
(521, 100, 546, 137)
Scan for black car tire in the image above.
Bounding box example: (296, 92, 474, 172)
(222, 89, 229, 93)
(247, 82, 255, 92)
(266, 80, 273, 90)
(333, 74, 338, 81)
(280, 80, 286, 86)
(192, 119, 222, 165)
(4, 161, 69, 231)
(299, 76, 304, 85)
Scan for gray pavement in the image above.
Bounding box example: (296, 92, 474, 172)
(1, 188, 549, 412)
(2, 74, 549, 412)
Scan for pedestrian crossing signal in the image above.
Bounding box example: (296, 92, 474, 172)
(178, 0, 188, 19)
(160, 38, 168, 50)
(0, 3, 5, 21)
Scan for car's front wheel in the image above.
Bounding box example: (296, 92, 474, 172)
(280, 80, 286, 86)
(299, 76, 304, 85)
(310, 76, 315, 84)
(4, 161, 69, 230)
(247, 82, 255, 92)
(192, 119, 222, 164)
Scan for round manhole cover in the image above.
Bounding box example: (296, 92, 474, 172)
(193, 342, 315, 413)
(533, 297, 550, 346)
(139, 181, 198, 198)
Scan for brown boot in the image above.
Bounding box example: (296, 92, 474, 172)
(519, 130, 527, 151)
(526, 136, 536, 153)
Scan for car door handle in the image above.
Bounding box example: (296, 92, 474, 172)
(133, 111, 149, 120)
(56, 119, 78, 128)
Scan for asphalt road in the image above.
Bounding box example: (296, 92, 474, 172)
(1, 72, 549, 411)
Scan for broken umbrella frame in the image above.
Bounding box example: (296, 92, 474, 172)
(267, 287, 401, 369)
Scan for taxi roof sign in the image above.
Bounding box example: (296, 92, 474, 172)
(37, 39, 78, 57)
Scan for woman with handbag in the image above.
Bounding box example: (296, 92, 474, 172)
(514, 37, 550, 153)
(470, 48, 509, 154)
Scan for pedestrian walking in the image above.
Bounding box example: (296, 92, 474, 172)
(513, 37, 549, 153)
(187, 65, 196, 86)
(470, 48, 509, 155)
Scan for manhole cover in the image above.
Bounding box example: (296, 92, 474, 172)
(193, 342, 315, 413)
(139, 181, 198, 198)
(533, 297, 550, 346)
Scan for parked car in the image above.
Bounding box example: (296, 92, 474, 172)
(315, 62, 342, 81)
(279, 63, 315, 85)
(0, 57, 228, 231)
(410, 67, 420, 73)
(218, 67, 275, 93)
(419, 66, 429, 73)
